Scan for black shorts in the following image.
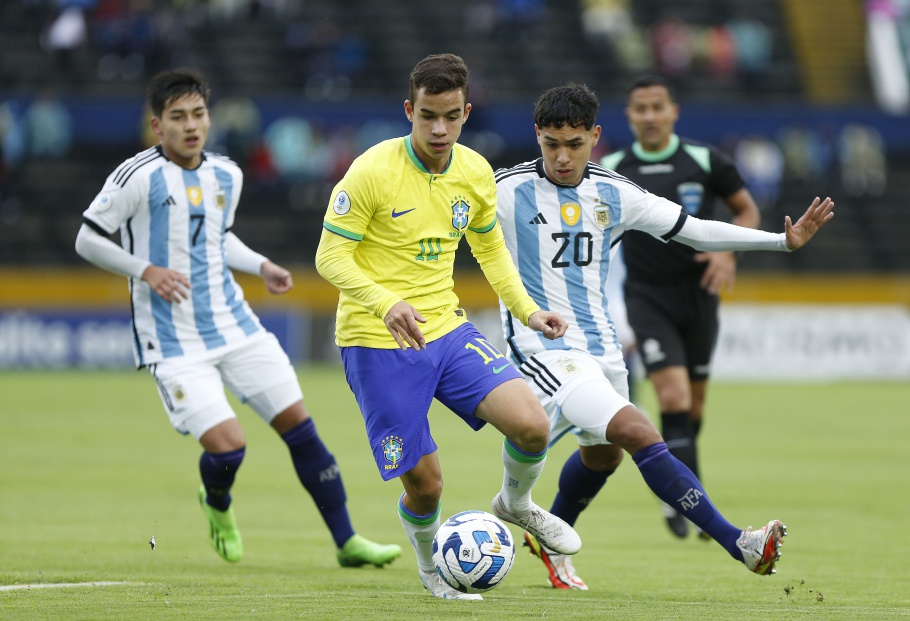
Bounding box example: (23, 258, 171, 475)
(624, 280, 719, 380)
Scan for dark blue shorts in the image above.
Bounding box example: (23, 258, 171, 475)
(340, 322, 522, 480)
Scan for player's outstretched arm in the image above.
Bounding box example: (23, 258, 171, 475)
(384, 300, 427, 350)
(785, 196, 835, 250)
(527, 310, 568, 340)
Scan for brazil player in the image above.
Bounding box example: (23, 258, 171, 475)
(315, 53, 581, 601)
(74, 68, 401, 568)
(495, 83, 833, 589)
(601, 75, 762, 539)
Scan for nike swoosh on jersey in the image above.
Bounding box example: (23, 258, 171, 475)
(391, 208, 416, 218)
(492, 364, 510, 374)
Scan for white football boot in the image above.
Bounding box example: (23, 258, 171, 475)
(737, 520, 787, 575)
(419, 569, 483, 601)
(492, 493, 581, 555)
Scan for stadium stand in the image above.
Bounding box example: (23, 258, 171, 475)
(1, 0, 908, 273)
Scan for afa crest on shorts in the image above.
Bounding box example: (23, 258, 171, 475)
(450, 196, 470, 232)
(382, 435, 404, 471)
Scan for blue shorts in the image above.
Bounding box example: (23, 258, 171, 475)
(340, 322, 522, 480)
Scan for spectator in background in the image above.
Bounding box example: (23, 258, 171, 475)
(43, 4, 89, 78)
(264, 116, 328, 181)
(734, 135, 784, 211)
(650, 15, 694, 81)
(726, 15, 772, 89)
(24, 94, 73, 158)
(496, 0, 546, 42)
(838, 123, 887, 197)
(209, 94, 262, 165)
(0, 102, 26, 174)
(601, 75, 762, 541)
(705, 22, 737, 82)
(777, 126, 833, 185)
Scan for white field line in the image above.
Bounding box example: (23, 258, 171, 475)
(0, 581, 134, 592)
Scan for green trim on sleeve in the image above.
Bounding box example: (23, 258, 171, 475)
(682, 143, 712, 174)
(599, 151, 625, 170)
(323, 221, 364, 241)
(468, 216, 497, 234)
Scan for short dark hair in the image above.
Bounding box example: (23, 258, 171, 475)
(533, 83, 599, 131)
(408, 53, 470, 106)
(626, 75, 675, 102)
(146, 68, 211, 117)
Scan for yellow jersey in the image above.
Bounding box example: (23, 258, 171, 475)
(317, 136, 539, 348)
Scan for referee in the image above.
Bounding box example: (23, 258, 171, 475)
(601, 75, 761, 540)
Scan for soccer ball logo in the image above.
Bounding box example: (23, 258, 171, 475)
(432, 510, 515, 593)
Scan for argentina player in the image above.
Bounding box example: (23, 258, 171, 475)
(495, 83, 833, 589)
(75, 68, 401, 569)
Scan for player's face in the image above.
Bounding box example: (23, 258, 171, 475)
(536, 123, 601, 187)
(151, 93, 210, 169)
(625, 85, 678, 152)
(404, 88, 471, 174)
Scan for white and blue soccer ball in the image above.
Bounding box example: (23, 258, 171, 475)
(432, 510, 516, 593)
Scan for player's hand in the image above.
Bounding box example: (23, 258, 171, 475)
(384, 300, 427, 350)
(694, 251, 736, 295)
(785, 196, 835, 250)
(528, 310, 567, 340)
(142, 265, 190, 303)
(261, 260, 293, 294)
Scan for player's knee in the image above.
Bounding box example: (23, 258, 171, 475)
(656, 384, 691, 411)
(510, 417, 549, 454)
(606, 406, 662, 454)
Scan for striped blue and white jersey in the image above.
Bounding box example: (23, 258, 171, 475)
(495, 158, 687, 362)
(82, 145, 262, 367)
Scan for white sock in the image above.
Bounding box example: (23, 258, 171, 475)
(397, 494, 440, 572)
(500, 439, 546, 514)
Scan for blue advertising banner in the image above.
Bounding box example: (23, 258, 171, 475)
(0, 310, 309, 369)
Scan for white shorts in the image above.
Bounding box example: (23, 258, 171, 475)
(148, 331, 303, 440)
(516, 349, 632, 447)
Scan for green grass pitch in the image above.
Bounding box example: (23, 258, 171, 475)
(1, 367, 908, 620)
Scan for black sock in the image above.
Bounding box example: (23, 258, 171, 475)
(660, 411, 699, 479)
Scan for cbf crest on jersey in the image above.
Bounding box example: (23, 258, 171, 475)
(677, 182, 704, 215)
(560, 202, 581, 226)
(382, 435, 404, 472)
(450, 196, 470, 232)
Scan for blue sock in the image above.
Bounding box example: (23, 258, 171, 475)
(199, 447, 245, 512)
(550, 450, 613, 527)
(282, 418, 354, 549)
(632, 442, 743, 560)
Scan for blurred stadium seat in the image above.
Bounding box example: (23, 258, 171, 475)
(0, 0, 907, 273)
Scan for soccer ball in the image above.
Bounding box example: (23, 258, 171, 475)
(432, 510, 516, 593)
